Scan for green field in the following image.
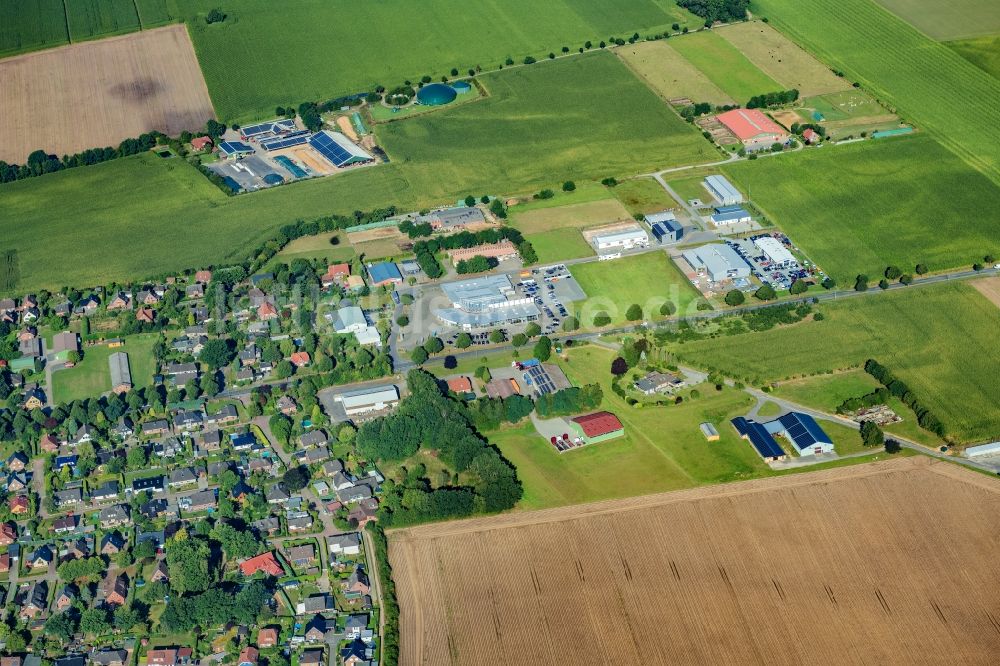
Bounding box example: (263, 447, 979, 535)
(570, 251, 700, 325)
(754, 0, 1000, 185)
(525, 229, 595, 264)
(512, 199, 633, 234)
(51, 334, 159, 404)
(721, 135, 1000, 282)
(273, 232, 356, 266)
(616, 40, 736, 106)
(870, 0, 1000, 40)
(65, 0, 140, 42)
(667, 29, 782, 103)
(673, 282, 1000, 444)
(0, 0, 68, 55)
(0, 52, 708, 293)
(612, 177, 676, 215)
(947, 35, 1000, 79)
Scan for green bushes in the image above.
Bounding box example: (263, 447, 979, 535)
(864, 359, 944, 436)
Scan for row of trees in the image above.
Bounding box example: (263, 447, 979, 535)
(746, 89, 800, 109)
(677, 0, 749, 24)
(0, 133, 159, 183)
(863, 359, 945, 436)
(534, 384, 603, 418)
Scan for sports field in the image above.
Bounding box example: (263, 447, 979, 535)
(716, 21, 852, 98)
(0, 52, 706, 292)
(611, 177, 676, 215)
(512, 199, 633, 234)
(0, 25, 214, 162)
(674, 282, 1000, 444)
(389, 457, 1000, 665)
(617, 40, 735, 105)
(948, 35, 1000, 79)
(570, 251, 700, 325)
(870, 0, 1000, 40)
(755, 0, 1000, 185)
(51, 334, 158, 404)
(721, 135, 1000, 282)
(667, 30, 781, 103)
(524, 229, 595, 264)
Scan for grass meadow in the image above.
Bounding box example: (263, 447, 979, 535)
(667, 30, 781, 103)
(612, 177, 676, 215)
(616, 40, 735, 105)
(721, 135, 1000, 282)
(755, 0, 1000, 185)
(570, 251, 701, 325)
(948, 35, 1000, 79)
(673, 282, 1000, 444)
(524, 229, 595, 264)
(869, 0, 1000, 40)
(511, 199, 633, 234)
(0, 52, 708, 292)
(51, 334, 158, 403)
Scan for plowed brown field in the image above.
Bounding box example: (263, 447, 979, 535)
(389, 457, 1000, 665)
(0, 25, 214, 163)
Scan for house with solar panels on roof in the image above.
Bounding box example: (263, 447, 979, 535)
(732, 411, 833, 460)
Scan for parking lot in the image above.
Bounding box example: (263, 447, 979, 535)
(725, 232, 826, 291)
(523, 264, 587, 335)
(207, 154, 297, 193)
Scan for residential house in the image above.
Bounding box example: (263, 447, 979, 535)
(195, 270, 212, 283)
(89, 650, 128, 666)
(106, 292, 132, 311)
(55, 585, 76, 611)
(91, 480, 120, 502)
(346, 567, 370, 596)
(340, 640, 371, 666)
(206, 404, 239, 426)
(140, 498, 170, 520)
(5, 472, 28, 493)
(633, 371, 685, 395)
(257, 302, 279, 321)
(327, 533, 361, 557)
(237, 647, 258, 666)
(53, 514, 78, 534)
(54, 488, 84, 508)
(40, 433, 60, 452)
(0, 522, 16, 545)
(297, 595, 334, 615)
(153, 437, 183, 458)
(344, 613, 371, 641)
(19, 581, 48, 619)
(287, 544, 316, 566)
(141, 420, 171, 437)
(22, 388, 45, 410)
(300, 430, 328, 448)
(145, 648, 193, 666)
(151, 559, 170, 583)
(265, 485, 290, 505)
(253, 517, 280, 536)
(168, 467, 198, 489)
(131, 475, 165, 495)
(239, 551, 283, 577)
(102, 571, 129, 607)
(135, 307, 155, 324)
(111, 417, 134, 440)
(99, 504, 131, 528)
(287, 515, 313, 532)
(289, 351, 310, 368)
(29, 545, 53, 569)
(257, 626, 279, 649)
(181, 489, 217, 513)
(347, 498, 379, 527)
(9, 495, 30, 515)
(299, 651, 324, 666)
(6, 451, 28, 471)
(304, 615, 329, 642)
(173, 409, 204, 431)
(100, 531, 126, 556)
(185, 283, 205, 299)
(276, 396, 297, 415)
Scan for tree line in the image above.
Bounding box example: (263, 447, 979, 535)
(677, 0, 749, 24)
(746, 89, 800, 109)
(0, 133, 160, 184)
(411, 227, 537, 279)
(863, 359, 945, 436)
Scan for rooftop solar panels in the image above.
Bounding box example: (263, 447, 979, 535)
(219, 141, 254, 156)
(240, 119, 297, 138)
(732, 417, 785, 460)
(772, 412, 832, 453)
(525, 364, 557, 395)
(308, 130, 374, 168)
(259, 132, 309, 151)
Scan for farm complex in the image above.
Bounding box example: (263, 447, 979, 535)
(1, 0, 999, 664)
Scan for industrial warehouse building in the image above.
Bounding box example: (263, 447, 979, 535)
(682, 244, 752, 282)
(367, 262, 402, 287)
(732, 412, 834, 460)
(329, 306, 381, 346)
(710, 205, 752, 226)
(108, 352, 132, 394)
(645, 211, 684, 244)
(415, 206, 485, 230)
(569, 412, 625, 445)
(703, 175, 744, 206)
(447, 240, 519, 265)
(715, 109, 789, 150)
(435, 275, 539, 330)
(590, 225, 649, 252)
(753, 236, 798, 268)
(335, 385, 399, 415)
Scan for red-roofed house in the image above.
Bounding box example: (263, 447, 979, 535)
(136, 307, 155, 324)
(147, 648, 193, 666)
(446, 376, 473, 393)
(257, 302, 279, 321)
(240, 551, 284, 577)
(569, 411, 625, 444)
(290, 351, 311, 368)
(0, 522, 16, 546)
(195, 270, 213, 283)
(238, 647, 258, 666)
(321, 263, 351, 288)
(191, 136, 213, 152)
(802, 128, 820, 145)
(715, 109, 789, 150)
(9, 495, 29, 515)
(258, 627, 279, 648)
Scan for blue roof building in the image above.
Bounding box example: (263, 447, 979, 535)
(765, 412, 834, 455)
(368, 262, 402, 287)
(731, 417, 786, 461)
(651, 219, 684, 244)
(218, 141, 254, 158)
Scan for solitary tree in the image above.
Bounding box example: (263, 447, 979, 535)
(860, 421, 884, 448)
(659, 301, 677, 316)
(754, 284, 776, 301)
(489, 329, 504, 344)
(625, 304, 643, 321)
(853, 275, 869, 292)
(511, 333, 527, 347)
(562, 316, 579, 332)
(464, 195, 476, 207)
(789, 279, 808, 295)
(562, 181, 576, 192)
(593, 311, 611, 327)
(724, 290, 745, 306)
(423, 337, 444, 355)
(410, 347, 428, 365)
(610, 356, 628, 376)
(533, 336, 552, 362)
(455, 332, 472, 348)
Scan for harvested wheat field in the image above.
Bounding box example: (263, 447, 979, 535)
(390, 457, 1000, 665)
(972, 276, 1000, 309)
(0, 25, 213, 163)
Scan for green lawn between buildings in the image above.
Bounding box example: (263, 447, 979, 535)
(525, 228, 595, 264)
(721, 135, 1000, 283)
(611, 177, 676, 215)
(51, 333, 159, 404)
(0, 52, 710, 293)
(570, 251, 701, 326)
(672, 282, 1000, 444)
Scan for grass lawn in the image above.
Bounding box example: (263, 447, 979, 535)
(508, 181, 615, 213)
(273, 232, 355, 266)
(869, 0, 1000, 40)
(570, 251, 700, 325)
(666, 173, 718, 204)
(0, 52, 709, 294)
(667, 30, 781, 103)
(612, 177, 676, 215)
(52, 333, 158, 403)
(616, 40, 735, 105)
(755, 0, 1000, 184)
(424, 351, 517, 377)
(672, 282, 1000, 444)
(721, 135, 1000, 283)
(947, 35, 1000, 79)
(715, 21, 852, 98)
(525, 229, 595, 264)
(511, 199, 632, 234)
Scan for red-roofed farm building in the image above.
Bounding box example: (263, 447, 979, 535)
(569, 412, 625, 445)
(715, 109, 789, 150)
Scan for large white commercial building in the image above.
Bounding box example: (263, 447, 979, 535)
(682, 244, 752, 282)
(753, 236, 798, 268)
(703, 175, 744, 206)
(590, 225, 649, 252)
(436, 275, 539, 330)
(335, 385, 399, 415)
(328, 306, 381, 346)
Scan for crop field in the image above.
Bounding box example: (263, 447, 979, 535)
(0, 251, 18, 293)
(570, 251, 700, 325)
(870, 0, 1000, 40)
(612, 177, 676, 215)
(717, 21, 852, 98)
(377, 53, 711, 203)
(948, 35, 1000, 79)
(667, 30, 781, 103)
(721, 135, 1000, 282)
(174, 0, 699, 120)
(754, 0, 1000, 185)
(389, 457, 1000, 665)
(0, 52, 708, 292)
(0, 25, 215, 163)
(511, 199, 633, 234)
(52, 334, 158, 404)
(524, 229, 595, 264)
(674, 282, 1000, 444)
(617, 40, 735, 105)
(65, 0, 140, 42)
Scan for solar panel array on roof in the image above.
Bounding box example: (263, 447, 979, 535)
(773, 412, 832, 452)
(241, 119, 297, 138)
(259, 131, 309, 151)
(308, 131, 373, 168)
(731, 417, 785, 459)
(525, 364, 556, 395)
(219, 141, 254, 155)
